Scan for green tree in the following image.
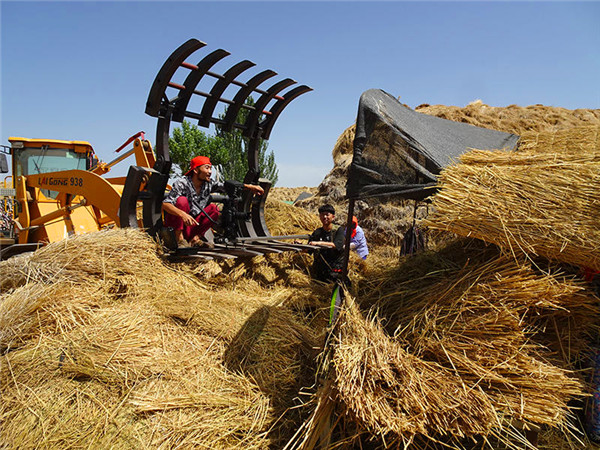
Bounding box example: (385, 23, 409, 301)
(168, 121, 227, 176)
(168, 97, 279, 185)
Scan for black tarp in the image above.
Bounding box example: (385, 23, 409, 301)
(346, 89, 520, 200)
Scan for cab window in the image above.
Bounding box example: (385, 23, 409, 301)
(15, 146, 88, 178)
(14, 146, 89, 199)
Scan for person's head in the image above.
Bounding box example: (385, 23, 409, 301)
(186, 156, 212, 181)
(350, 216, 358, 238)
(318, 204, 335, 230)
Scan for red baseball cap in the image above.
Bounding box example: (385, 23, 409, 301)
(185, 155, 211, 176)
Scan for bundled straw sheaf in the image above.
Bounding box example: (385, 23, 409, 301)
(426, 126, 600, 271)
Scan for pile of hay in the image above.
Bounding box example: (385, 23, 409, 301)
(268, 186, 318, 204)
(2, 226, 596, 449)
(416, 100, 600, 135)
(426, 125, 600, 271)
(0, 228, 325, 448)
(264, 198, 321, 237)
(289, 240, 599, 449)
(300, 103, 600, 249)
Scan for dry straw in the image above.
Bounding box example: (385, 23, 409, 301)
(289, 240, 598, 449)
(426, 125, 600, 271)
(264, 198, 321, 237)
(0, 228, 324, 449)
(3, 118, 600, 448)
(416, 101, 600, 135)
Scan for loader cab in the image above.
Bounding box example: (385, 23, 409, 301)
(2, 137, 107, 254)
(0, 153, 8, 174)
(9, 137, 96, 199)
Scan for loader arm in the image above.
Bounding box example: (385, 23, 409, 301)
(126, 38, 312, 239)
(24, 170, 123, 227)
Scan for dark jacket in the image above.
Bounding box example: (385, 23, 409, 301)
(309, 226, 345, 282)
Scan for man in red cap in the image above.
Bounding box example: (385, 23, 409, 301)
(162, 155, 264, 247)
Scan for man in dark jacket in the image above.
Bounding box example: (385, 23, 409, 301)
(308, 204, 345, 282)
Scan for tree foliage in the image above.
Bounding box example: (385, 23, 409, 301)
(168, 97, 279, 185)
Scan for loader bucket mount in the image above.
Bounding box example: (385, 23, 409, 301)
(120, 38, 315, 261)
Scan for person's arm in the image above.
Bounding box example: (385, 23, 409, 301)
(162, 179, 199, 227)
(307, 229, 329, 247)
(333, 226, 346, 251)
(310, 228, 344, 249)
(243, 184, 264, 195)
(311, 241, 336, 248)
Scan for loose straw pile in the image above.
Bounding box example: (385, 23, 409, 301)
(426, 126, 600, 270)
(0, 228, 323, 449)
(3, 115, 600, 449)
(264, 198, 321, 237)
(291, 241, 598, 449)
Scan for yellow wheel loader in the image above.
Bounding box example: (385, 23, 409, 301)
(0, 133, 155, 259)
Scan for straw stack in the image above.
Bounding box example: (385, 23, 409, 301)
(416, 101, 600, 135)
(0, 228, 323, 449)
(426, 125, 600, 271)
(264, 198, 321, 237)
(291, 240, 598, 449)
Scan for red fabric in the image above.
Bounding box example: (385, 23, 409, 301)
(164, 196, 220, 240)
(351, 216, 358, 238)
(583, 267, 599, 282)
(185, 155, 212, 175)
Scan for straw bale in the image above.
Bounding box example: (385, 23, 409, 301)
(265, 198, 322, 237)
(426, 126, 600, 271)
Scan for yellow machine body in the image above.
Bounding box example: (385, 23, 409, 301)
(3, 136, 155, 251)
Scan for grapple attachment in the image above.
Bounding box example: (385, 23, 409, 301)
(120, 39, 314, 260)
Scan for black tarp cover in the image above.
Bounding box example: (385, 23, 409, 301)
(346, 89, 520, 200)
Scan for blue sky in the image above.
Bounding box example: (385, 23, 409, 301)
(1, 1, 599, 187)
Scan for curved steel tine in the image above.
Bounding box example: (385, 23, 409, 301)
(250, 179, 272, 236)
(197, 60, 256, 128)
(261, 85, 313, 140)
(237, 188, 259, 238)
(221, 69, 278, 132)
(243, 78, 296, 139)
(172, 49, 231, 123)
(146, 39, 206, 117)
